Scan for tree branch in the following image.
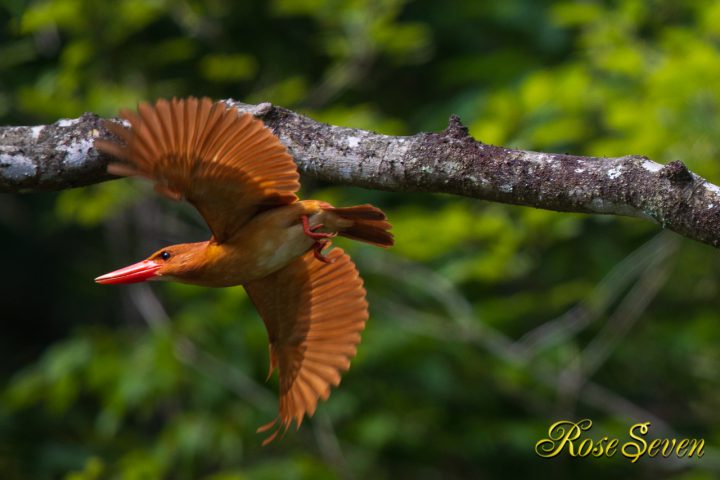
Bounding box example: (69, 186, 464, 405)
(2, 100, 720, 248)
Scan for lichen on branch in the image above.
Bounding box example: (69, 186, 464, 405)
(2, 100, 720, 248)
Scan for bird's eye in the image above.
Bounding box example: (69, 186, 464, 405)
(160, 251, 171, 261)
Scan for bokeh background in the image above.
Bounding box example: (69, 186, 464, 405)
(2, 0, 720, 478)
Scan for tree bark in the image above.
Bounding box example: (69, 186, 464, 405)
(2, 100, 720, 248)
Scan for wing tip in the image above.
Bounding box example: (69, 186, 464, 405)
(247, 245, 370, 446)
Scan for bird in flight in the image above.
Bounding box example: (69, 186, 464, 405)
(94, 97, 393, 444)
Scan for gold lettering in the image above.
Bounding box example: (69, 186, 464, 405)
(647, 438, 661, 457)
(660, 438, 679, 457)
(590, 437, 605, 457)
(676, 439, 689, 457)
(577, 438, 593, 457)
(536, 420, 705, 461)
(606, 438, 618, 456)
(622, 422, 650, 463)
(590, 437, 615, 457)
(535, 419, 592, 458)
(686, 439, 705, 458)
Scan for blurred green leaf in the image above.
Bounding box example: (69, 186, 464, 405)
(200, 53, 258, 82)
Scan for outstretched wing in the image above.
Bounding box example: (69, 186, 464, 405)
(244, 248, 368, 445)
(95, 97, 300, 242)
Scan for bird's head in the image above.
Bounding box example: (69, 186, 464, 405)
(95, 242, 208, 284)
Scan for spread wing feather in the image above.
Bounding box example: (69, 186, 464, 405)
(244, 248, 368, 445)
(95, 97, 300, 242)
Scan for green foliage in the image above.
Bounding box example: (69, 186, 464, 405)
(56, 182, 138, 226)
(2, 0, 720, 478)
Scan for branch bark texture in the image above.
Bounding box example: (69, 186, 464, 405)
(2, 100, 720, 248)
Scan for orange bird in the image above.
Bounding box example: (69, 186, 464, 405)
(94, 97, 393, 444)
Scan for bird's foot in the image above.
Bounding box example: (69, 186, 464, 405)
(312, 240, 336, 264)
(301, 215, 337, 240)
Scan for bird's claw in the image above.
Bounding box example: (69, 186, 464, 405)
(312, 240, 335, 264)
(302, 215, 336, 263)
(301, 215, 336, 240)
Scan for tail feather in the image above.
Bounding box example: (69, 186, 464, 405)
(325, 204, 394, 248)
(328, 204, 387, 221)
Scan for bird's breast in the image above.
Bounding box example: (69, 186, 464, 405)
(196, 210, 318, 287)
(250, 222, 314, 277)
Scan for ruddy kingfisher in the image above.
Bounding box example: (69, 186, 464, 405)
(94, 97, 393, 444)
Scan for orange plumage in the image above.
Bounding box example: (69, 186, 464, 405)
(94, 97, 393, 444)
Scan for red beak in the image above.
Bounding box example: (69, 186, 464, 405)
(95, 260, 162, 284)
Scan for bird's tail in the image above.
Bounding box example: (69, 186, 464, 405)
(323, 204, 394, 248)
